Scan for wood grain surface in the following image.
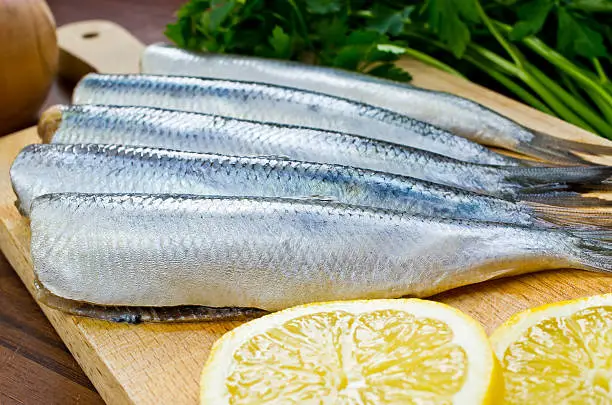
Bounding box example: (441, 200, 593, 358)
(0, 252, 104, 405)
(1, 9, 612, 405)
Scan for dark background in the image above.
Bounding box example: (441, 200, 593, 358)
(1, 1, 184, 404)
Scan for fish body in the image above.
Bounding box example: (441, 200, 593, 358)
(31, 194, 611, 313)
(39, 105, 612, 199)
(72, 73, 516, 166)
(141, 44, 612, 164)
(11, 143, 535, 225)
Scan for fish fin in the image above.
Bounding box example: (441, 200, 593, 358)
(520, 192, 612, 207)
(524, 201, 612, 228)
(569, 228, 612, 273)
(515, 131, 612, 165)
(503, 165, 612, 197)
(84, 305, 266, 323)
(34, 281, 267, 323)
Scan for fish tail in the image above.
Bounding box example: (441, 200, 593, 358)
(525, 201, 612, 228)
(515, 130, 612, 165)
(38, 105, 64, 143)
(569, 228, 612, 273)
(503, 165, 612, 195)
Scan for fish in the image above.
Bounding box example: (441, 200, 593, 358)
(38, 105, 612, 200)
(141, 43, 612, 165)
(30, 193, 612, 321)
(14, 143, 610, 228)
(71, 73, 518, 166)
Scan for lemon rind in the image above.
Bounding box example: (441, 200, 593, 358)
(490, 293, 612, 358)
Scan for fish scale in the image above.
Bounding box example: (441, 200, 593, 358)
(40, 105, 612, 199)
(30, 194, 612, 316)
(11, 143, 538, 226)
(72, 73, 516, 166)
(141, 43, 612, 165)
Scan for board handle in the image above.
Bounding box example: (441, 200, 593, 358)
(56, 20, 145, 81)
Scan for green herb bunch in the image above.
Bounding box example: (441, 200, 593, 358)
(166, 0, 612, 138)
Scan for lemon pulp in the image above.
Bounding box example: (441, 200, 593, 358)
(500, 305, 612, 404)
(226, 309, 467, 404)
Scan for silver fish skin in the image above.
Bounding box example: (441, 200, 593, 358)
(43, 105, 612, 200)
(44, 105, 612, 199)
(141, 43, 612, 165)
(72, 73, 516, 166)
(46, 106, 521, 197)
(30, 194, 611, 312)
(11, 143, 534, 226)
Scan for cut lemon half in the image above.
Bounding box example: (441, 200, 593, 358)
(491, 293, 612, 404)
(200, 299, 500, 404)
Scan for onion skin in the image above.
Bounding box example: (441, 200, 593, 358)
(0, 0, 58, 135)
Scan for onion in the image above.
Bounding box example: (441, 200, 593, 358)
(0, 0, 58, 135)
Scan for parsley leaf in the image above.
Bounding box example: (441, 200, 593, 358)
(557, 7, 607, 58)
(207, 0, 237, 32)
(305, 0, 343, 15)
(421, 0, 479, 57)
(330, 30, 405, 71)
(367, 63, 413, 82)
(367, 4, 412, 36)
(165, 19, 190, 49)
(165, 0, 210, 50)
(269, 25, 292, 58)
(509, 0, 554, 40)
(332, 45, 366, 70)
(165, 0, 420, 82)
(376, 44, 407, 56)
(457, 0, 479, 23)
(331, 31, 379, 70)
(346, 30, 380, 45)
(313, 16, 347, 49)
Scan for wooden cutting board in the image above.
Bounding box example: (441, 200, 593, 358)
(1, 20, 611, 405)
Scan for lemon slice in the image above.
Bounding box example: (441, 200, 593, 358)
(200, 299, 500, 404)
(491, 293, 612, 404)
